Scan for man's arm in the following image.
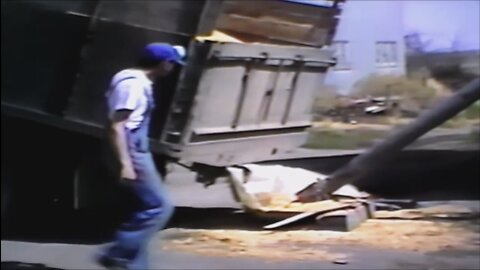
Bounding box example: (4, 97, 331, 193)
(109, 109, 137, 180)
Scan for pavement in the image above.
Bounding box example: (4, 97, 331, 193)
(2, 233, 480, 270)
(164, 165, 241, 209)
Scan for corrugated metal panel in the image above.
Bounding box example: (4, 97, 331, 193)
(159, 42, 334, 165)
(64, 21, 189, 127)
(96, 0, 210, 36)
(61, 0, 223, 127)
(10, 0, 98, 15)
(1, 2, 91, 114)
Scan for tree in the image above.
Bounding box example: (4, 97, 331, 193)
(353, 75, 437, 112)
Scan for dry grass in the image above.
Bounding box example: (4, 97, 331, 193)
(304, 128, 388, 149)
(163, 229, 346, 261)
(307, 113, 479, 149)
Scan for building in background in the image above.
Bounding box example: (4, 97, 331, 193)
(324, 0, 406, 94)
(285, 0, 479, 94)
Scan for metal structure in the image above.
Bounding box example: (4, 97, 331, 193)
(2, 0, 344, 167)
(1, 0, 344, 214)
(161, 43, 334, 166)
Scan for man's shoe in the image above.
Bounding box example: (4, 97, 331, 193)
(95, 253, 129, 270)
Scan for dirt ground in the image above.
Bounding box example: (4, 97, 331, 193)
(2, 201, 480, 269)
(162, 218, 480, 262)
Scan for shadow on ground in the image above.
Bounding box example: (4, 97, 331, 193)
(1, 206, 268, 245)
(1, 261, 64, 270)
(2, 150, 479, 246)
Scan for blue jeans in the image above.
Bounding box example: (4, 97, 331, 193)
(102, 152, 174, 269)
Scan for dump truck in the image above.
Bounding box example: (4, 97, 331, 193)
(1, 0, 345, 219)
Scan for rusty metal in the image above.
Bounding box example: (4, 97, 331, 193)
(263, 59, 284, 122)
(231, 59, 255, 129)
(282, 60, 304, 125)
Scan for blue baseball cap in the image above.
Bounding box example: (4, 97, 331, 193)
(142, 43, 185, 65)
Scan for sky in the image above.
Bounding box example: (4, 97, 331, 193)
(403, 0, 480, 52)
(286, 0, 480, 52)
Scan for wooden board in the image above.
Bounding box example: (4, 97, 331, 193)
(217, 0, 341, 46)
(263, 204, 352, 229)
(217, 14, 324, 46)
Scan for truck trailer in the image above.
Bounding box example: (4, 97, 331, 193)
(1, 0, 344, 219)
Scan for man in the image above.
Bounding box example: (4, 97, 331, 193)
(97, 43, 185, 270)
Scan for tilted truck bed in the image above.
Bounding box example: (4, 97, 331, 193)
(1, 0, 344, 167)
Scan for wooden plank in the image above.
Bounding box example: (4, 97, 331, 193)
(264, 12, 338, 27)
(315, 204, 369, 231)
(263, 204, 352, 229)
(217, 14, 329, 46)
(265, 6, 339, 21)
(217, 0, 342, 46)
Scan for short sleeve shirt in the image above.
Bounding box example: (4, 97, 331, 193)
(106, 69, 153, 130)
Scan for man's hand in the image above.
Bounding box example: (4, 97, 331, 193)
(121, 165, 137, 181)
(109, 109, 136, 181)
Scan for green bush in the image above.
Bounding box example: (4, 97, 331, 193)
(303, 128, 388, 149)
(464, 101, 480, 120)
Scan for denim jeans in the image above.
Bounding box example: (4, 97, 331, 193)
(101, 80, 174, 269)
(102, 151, 174, 269)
